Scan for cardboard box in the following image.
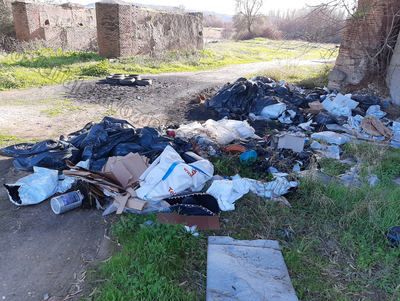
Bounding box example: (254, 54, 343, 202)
(102, 153, 149, 189)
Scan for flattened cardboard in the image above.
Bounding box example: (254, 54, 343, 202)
(277, 134, 305, 153)
(102, 153, 148, 189)
(157, 213, 220, 230)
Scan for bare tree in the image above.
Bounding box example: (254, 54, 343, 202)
(235, 0, 264, 35)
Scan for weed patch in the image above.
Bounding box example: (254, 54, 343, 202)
(91, 215, 206, 301)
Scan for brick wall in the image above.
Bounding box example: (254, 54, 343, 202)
(12, 1, 97, 51)
(96, 3, 204, 58)
(328, 0, 400, 90)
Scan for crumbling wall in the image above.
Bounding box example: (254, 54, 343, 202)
(328, 0, 400, 90)
(96, 3, 204, 58)
(12, 1, 97, 50)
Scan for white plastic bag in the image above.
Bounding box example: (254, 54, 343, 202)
(261, 103, 287, 119)
(207, 175, 298, 211)
(206, 178, 252, 211)
(366, 105, 386, 119)
(176, 119, 256, 145)
(136, 146, 214, 201)
(322, 93, 358, 117)
(5, 167, 59, 206)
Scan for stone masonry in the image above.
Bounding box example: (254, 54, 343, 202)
(96, 3, 204, 58)
(328, 0, 400, 91)
(12, 1, 97, 50)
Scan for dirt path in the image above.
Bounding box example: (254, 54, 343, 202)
(0, 59, 329, 301)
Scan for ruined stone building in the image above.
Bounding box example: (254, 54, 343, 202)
(11, 1, 97, 50)
(329, 0, 400, 103)
(10, 1, 204, 57)
(95, 2, 204, 58)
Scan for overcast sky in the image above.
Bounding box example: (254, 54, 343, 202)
(74, 0, 326, 15)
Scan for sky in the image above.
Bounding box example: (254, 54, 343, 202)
(74, 0, 325, 15)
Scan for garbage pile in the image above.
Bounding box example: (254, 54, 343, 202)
(2, 76, 400, 229)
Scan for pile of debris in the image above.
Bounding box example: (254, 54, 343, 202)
(2, 76, 400, 230)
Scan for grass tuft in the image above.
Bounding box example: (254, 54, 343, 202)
(91, 215, 205, 301)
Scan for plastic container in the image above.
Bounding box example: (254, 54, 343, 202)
(51, 191, 84, 215)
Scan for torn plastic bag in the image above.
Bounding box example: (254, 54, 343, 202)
(351, 94, 380, 111)
(311, 131, 351, 145)
(176, 119, 256, 145)
(311, 141, 341, 159)
(206, 175, 298, 211)
(4, 167, 74, 206)
(366, 105, 386, 119)
(206, 78, 258, 117)
(322, 93, 359, 117)
(344, 115, 364, 132)
(206, 178, 252, 211)
(136, 146, 214, 201)
(260, 103, 287, 119)
(278, 110, 296, 124)
(111, 143, 144, 157)
(0, 140, 79, 171)
(315, 112, 336, 125)
(249, 96, 279, 115)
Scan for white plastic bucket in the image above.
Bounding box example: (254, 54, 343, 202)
(51, 191, 84, 215)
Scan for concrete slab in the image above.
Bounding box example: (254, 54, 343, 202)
(206, 236, 298, 301)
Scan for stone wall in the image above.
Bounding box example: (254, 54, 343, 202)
(12, 1, 97, 50)
(328, 0, 400, 90)
(96, 3, 204, 58)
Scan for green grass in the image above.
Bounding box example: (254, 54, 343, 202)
(319, 158, 350, 177)
(88, 216, 205, 301)
(88, 143, 400, 301)
(0, 39, 337, 91)
(252, 63, 333, 88)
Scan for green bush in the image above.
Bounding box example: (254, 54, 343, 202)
(80, 60, 110, 77)
(0, 72, 21, 90)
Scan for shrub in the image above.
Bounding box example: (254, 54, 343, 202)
(0, 72, 21, 90)
(80, 60, 110, 77)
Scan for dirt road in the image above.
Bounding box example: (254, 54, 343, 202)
(0, 59, 330, 301)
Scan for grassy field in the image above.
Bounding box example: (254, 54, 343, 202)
(0, 39, 337, 91)
(85, 143, 400, 301)
(253, 63, 334, 88)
